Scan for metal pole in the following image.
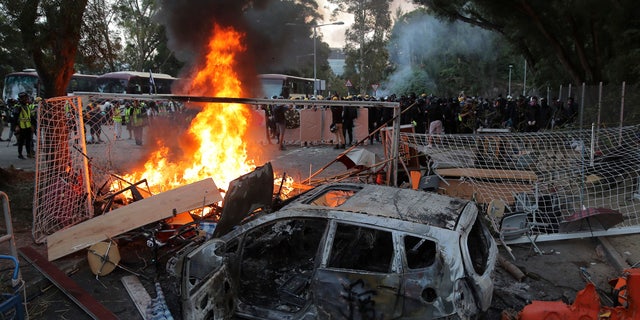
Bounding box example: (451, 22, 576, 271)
(579, 83, 585, 130)
(619, 81, 626, 146)
(558, 84, 563, 101)
(522, 60, 527, 96)
(596, 82, 603, 130)
(508, 64, 513, 97)
(313, 26, 317, 97)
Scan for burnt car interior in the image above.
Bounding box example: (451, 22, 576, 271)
(328, 224, 393, 273)
(467, 216, 492, 274)
(238, 218, 328, 311)
(404, 235, 437, 269)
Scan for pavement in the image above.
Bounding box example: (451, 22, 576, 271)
(0, 135, 36, 171)
(1, 123, 640, 319)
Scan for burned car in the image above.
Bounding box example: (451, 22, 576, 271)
(168, 163, 497, 319)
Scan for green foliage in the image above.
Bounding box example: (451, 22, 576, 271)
(115, 0, 163, 72)
(416, 0, 640, 86)
(77, 0, 123, 74)
(0, 3, 31, 85)
(328, 0, 392, 95)
(386, 11, 511, 97)
(6, 0, 89, 98)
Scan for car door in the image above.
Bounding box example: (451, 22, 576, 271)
(400, 234, 457, 319)
(457, 203, 498, 313)
(312, 222, 402, 319)
(181, 239, 237, 320)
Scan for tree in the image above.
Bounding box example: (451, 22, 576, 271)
(385, 9, 511, 97)
(414, 0, 640, 85)
(114, 0, 164, 72)
(3, 0, 88, 98)
(0, 2, 32, 86)
(77, 0, 123, 74)
(330, 0, 392, 95)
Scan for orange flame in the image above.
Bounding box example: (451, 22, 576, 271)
(119, 24, 256, 193)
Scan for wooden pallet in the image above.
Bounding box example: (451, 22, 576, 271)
(47, 178, 222, 261)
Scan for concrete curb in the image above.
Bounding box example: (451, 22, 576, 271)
(598, 236, 630, 272)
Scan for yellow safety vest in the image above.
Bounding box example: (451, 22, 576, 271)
(130, 107, 143, 126)
(18, 105, 32, 129)
(113, 109, 122, 122)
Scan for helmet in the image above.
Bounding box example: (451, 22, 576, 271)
(18, 92, 28, 100)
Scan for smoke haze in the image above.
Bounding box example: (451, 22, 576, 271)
(380, 14, 498, 96)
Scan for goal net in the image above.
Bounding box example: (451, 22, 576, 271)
(32, 97, 93, 243)
(402, 125, 640, 243)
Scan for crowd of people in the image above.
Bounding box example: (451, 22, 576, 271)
(0, 90, 582, 158)
(260, 91, 580, 149)
(0, 92, 38, 159)
(335, 92, 578, 135)
(0, 94, 189, 159)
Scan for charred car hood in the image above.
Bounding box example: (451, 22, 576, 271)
(212, 162, 274, 238)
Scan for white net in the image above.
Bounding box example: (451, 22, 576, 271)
(32, 96, 93, 243)
(402, 125, 640, 243)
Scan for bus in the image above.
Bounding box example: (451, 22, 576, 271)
(97, 71, 177, 95)
(257, 74, 324, 99)
(2, 69, 98, 101)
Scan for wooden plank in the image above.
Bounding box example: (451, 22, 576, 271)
(439, 179, 533, 205)
(19, 246, 118, 320)
(47, 178, 222, 261)
(121, 275, 151, 320)
(435, 167, 537, 182)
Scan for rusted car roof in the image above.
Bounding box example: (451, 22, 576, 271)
(284, 183, 468, 230)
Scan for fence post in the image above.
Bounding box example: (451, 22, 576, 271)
(619, 81, 626, 146)
(579, 83, 585, 130)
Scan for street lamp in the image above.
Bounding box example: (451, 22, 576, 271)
(287, 21, 344, 97)
(508, 64, 513, 97)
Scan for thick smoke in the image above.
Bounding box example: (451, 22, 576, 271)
(156, 0, 315, 95)
(380, 14, 497, 96)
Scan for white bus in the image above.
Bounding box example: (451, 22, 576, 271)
(258, 74, 324, 99)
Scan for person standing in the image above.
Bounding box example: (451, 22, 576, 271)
(330, 96, 345, 149)
(124, 101, 134, 139)
(14, 92, 34, 159)
(367, 101, 381, 145)
(342, 103, 357, 146)
(260, 100, 274, 144)
(91, 103, 106, 143)
(112, 100, 124, 140)
(0, 99, 7, 141)
(129, 100, 146, 146)
(3, 99, 17, 144)
(427, 98, 445, 147)
(525, 96, 540, 132)
(271, 96, 288, 151)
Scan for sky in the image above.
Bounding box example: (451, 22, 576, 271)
(318, 0, 419, 48)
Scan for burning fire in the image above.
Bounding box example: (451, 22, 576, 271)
(117, 24, 257, 194)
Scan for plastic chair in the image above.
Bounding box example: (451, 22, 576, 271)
(0, 255, 25, 320)
(500, 212, 543, 258)
(487, 199, 516, 260)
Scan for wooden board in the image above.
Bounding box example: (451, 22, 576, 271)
(438, 179, 533, 205)
(47, 178, 222, 261)
(435, 167, 537, 182)
(121, 275, 151, 319)
(19, 246, 118, 320)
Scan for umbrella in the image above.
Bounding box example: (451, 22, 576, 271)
(559, 207, 624, 233)
(337, 148, 376, 169)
